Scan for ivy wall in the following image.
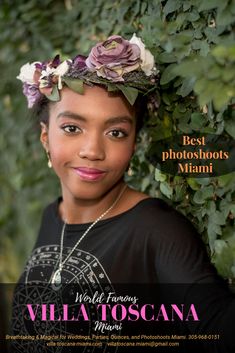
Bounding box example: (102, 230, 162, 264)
(0, 0, 234, 282)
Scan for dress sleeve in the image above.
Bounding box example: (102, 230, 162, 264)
(152, 205, 235, 353)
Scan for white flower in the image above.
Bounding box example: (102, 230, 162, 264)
(53, 60, 70, 89)
(53, 60, 70, 77)
(38, 66, 56, 89)
(16, 62, 40, 84)
(39, 61, 70, 90)
(129, 33, 155, 76)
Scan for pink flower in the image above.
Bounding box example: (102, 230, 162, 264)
(85, 35, 141, 82)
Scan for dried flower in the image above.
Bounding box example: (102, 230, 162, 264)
(17, 62, 40, 84)
(17, 35, 158, 107)
(129, 33, 155, 76)
(22, 83, 41, 108)
(72, 55, 87, 69)
(85, 35, 141, 82)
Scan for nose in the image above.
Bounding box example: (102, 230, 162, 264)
(78, 132, 105, 161)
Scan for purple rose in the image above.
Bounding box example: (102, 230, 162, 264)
(85, 35, 141, 82)
(23, 83, 42, 108)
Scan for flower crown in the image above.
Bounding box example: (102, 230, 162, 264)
(17, 34, 157, 108)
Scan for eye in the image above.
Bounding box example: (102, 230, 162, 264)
(107, 129, 128, 139)
(61, 125, 81, 134)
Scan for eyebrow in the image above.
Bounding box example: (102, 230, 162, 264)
(57, 111, 86, 122)
(56, 111, 134, 126)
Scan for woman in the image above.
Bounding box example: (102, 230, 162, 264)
(12, 34, 234, 352)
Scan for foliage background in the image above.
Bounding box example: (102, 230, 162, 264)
(0, 0, 234, 283)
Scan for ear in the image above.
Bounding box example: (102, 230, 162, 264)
(40, 122, 49, 151)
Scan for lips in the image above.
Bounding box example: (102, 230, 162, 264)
(72, 167, 107, 181)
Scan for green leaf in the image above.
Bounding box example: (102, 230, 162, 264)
(174, 59, 201, 78)
(190, 112, 205, 130)
(183, 2, 191, 11)
(208, 217, 222, 245)
(207, 66, 221, 80)
(188, 9, 200, 22)
(141, 176, 151, 191)
(225, 120, 235, 139)
(205, 200, 216, 215)
(63, 78, 84, 94)
(177, 77, 196, 97)
(214, 239, 228, 255)
(118, 86, 139, 105)
(174, 184, 186, 202)
(178, 121, 192, 134)
(160, 182, 173, 199)
(198, 0, 224, 12)
(213, 45, 235, 64)
(222, 68, 234, 83)
(220, 202, 232, 219)
(212, 86, 231, 111)
(160, 64, 178, 85)
(213, 211, 227, 225)
(196, 178, 211, 186)
(213, 241, 234, 278)
(204, 27, 219, 44)
(218, 174, 235, 187)
(155, 168, 166, 182)
(158, 52, 177, 63)
(221, 226, 235, 240)
(193, 186, 214, 204)
(163, 0, 182, 17)
(46, 86, 60, 102)
(216, 8, 234, 26)
(194, 78, 209, 94)
(231, 205, 235, 217)
(200, 41, 210, 56)
(187, 178, 200, 190)
(107, 84, 118, 92)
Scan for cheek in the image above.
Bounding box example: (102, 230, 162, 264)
(49, 143, 68, 162)
(48, 139, 71, 170)
(47, 127, 71, 162)
(108, 142, 134, 170)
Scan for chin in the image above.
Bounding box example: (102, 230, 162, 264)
(64, 180, 122, 201)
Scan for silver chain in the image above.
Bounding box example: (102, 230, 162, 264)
(54, 184, 127, 279)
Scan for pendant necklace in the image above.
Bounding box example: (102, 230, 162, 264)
(50, 185, 127, 289)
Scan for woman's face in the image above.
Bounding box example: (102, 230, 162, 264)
(40, 85, 136, 201)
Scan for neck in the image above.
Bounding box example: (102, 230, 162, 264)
(59, 180, 127, 224)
